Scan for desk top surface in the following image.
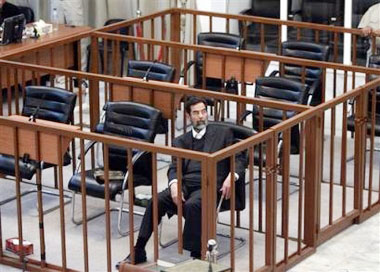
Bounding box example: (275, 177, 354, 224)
(0, 24, 92, 59)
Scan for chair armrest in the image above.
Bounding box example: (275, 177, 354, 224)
(121, 150, 150, 190)
(306, 80, 319, 105)
(181, 60, 196, 78)
(240, 110, 253, 122)
(77, 140, 97, 160)
(269, 70, 279, 77)
(240, 8, 253, 16)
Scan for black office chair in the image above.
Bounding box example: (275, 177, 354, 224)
(127, 60, 175, 82)
(159, 121, 253, 256)
(184, 32, 243, 118)
(290, 0, 343, 45)
(0, 86, 77, 209)
(242, 77, 309, 155)
(68, 101, 162, 236)
(239, 0, 281, 53)
(270, 41, 330, 106)
(18, 6, 34, 24)
(127, 60, 175, 143)
(87, 19, 131, 76)
(347, 55, 380, 138)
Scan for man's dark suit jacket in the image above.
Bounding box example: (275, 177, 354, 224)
(0, 2, 21, 25)
(167, 124, 246, 210)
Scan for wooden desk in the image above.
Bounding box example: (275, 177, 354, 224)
(0, 115, 79, 164)
(0, 24, 92, 88)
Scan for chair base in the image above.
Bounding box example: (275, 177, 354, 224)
(70, 192, 144, 236)
(0, 188, 71, 215)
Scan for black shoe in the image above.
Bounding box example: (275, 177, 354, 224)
(115, 248, 147, 269)
(190, 251, 201, 259)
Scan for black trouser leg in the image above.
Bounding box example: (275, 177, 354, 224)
(137, 188, 176, 247)
(182, 189, 202, 253)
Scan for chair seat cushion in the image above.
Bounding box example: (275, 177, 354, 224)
(68, 168, 152, 200)
(68, 169, 124, 200)
(0, 153, 71, 180)
(347, 114, 380, 136)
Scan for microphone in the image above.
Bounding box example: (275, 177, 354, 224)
(142, 60, 157, 82)
(29, 94, 46, 122)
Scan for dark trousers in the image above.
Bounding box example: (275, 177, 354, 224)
(138, 186, 202, 253)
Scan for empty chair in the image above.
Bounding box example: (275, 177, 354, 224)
(271, 41, 330, 106)
(68, 101, 162, 236)
(242, 77, 309, 154)
(87, 19, 131, 76)
(239, 0, 281, 53)
(127, 60, 175, 142)
(290, 0, 343, 44)
(0, 86, 77, 207)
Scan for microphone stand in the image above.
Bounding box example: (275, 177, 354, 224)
(29, 94, 45, 122)
(142, 60, 157, 82)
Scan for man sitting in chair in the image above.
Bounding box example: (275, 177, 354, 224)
(117, 96, 246, 267)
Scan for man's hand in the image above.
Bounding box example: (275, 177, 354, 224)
(361, 26, 372, 37)
(373, 29, 380, 36)
(170, 183, 185, 206)
(220, 176, 232, 199)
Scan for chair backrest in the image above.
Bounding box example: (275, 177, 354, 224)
(22, 86, 77, 124)
(368, 55, 380, 115)
(104, 18, 130, 49)
(251, 0, 280, 18)
(281, 41, 330, 105)
(127, 60, 175, 82)
(195, 32, 244, 87)
(101, 101, 162, 171)
(300, 0, 343, 25)
(18, 6, 34, 24)
(254, 77, 309, 127)
(254, 77, 309, 154)
(208, 121, 254, 211)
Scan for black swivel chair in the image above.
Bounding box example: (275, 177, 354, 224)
(185, 32, 243, 118)
(239, 0, 281, 53)
(242, 77, 309, 155)
(348, 55, 380, 138)
(0, 86, 77, 208)
(68, 101, 162, 236)
(127, 60, 175, 143)
(270, 41, 330, 106)
(159, 121, 253, 256)
(18, 6, 35, 24)
(87, 19, 131, 76)
(290, 0, 343, 45)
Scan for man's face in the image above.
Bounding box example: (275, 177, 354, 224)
(0, 0, 5, 8)
(188, 102, 208, 131)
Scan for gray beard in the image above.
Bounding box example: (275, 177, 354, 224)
(193, 120, 207, 132)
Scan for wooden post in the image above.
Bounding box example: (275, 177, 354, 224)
(265, 133, 277, 268)
(89, 36, 100, 131)
(170, 9, 181, 83)
(304, 114, 323, 247)
(354, 90, 368, 222)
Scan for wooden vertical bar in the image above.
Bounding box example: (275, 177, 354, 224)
(368, 89, 376, 209)
(202, 158, 211, 259)
(89, 37, 100, 131)
(229, 155, 236, 270)
(341, 71, 348, 216)
(265, 135, 277, 269)
(297, 122, 304, 254)
(170, 10, 181, 82)
(57, 136, 67, 270)
(152, 153, 159, 261)
(103, 144, 111, 272)
(127, 148, 135, 264)
(304, 115, 322, 246)
(248, 146, 255, 272)
(329, 105, 335, 225)
(354, 90, 368, 221)
(177, 158, 183, 253)
(79, 139, 89, 272)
